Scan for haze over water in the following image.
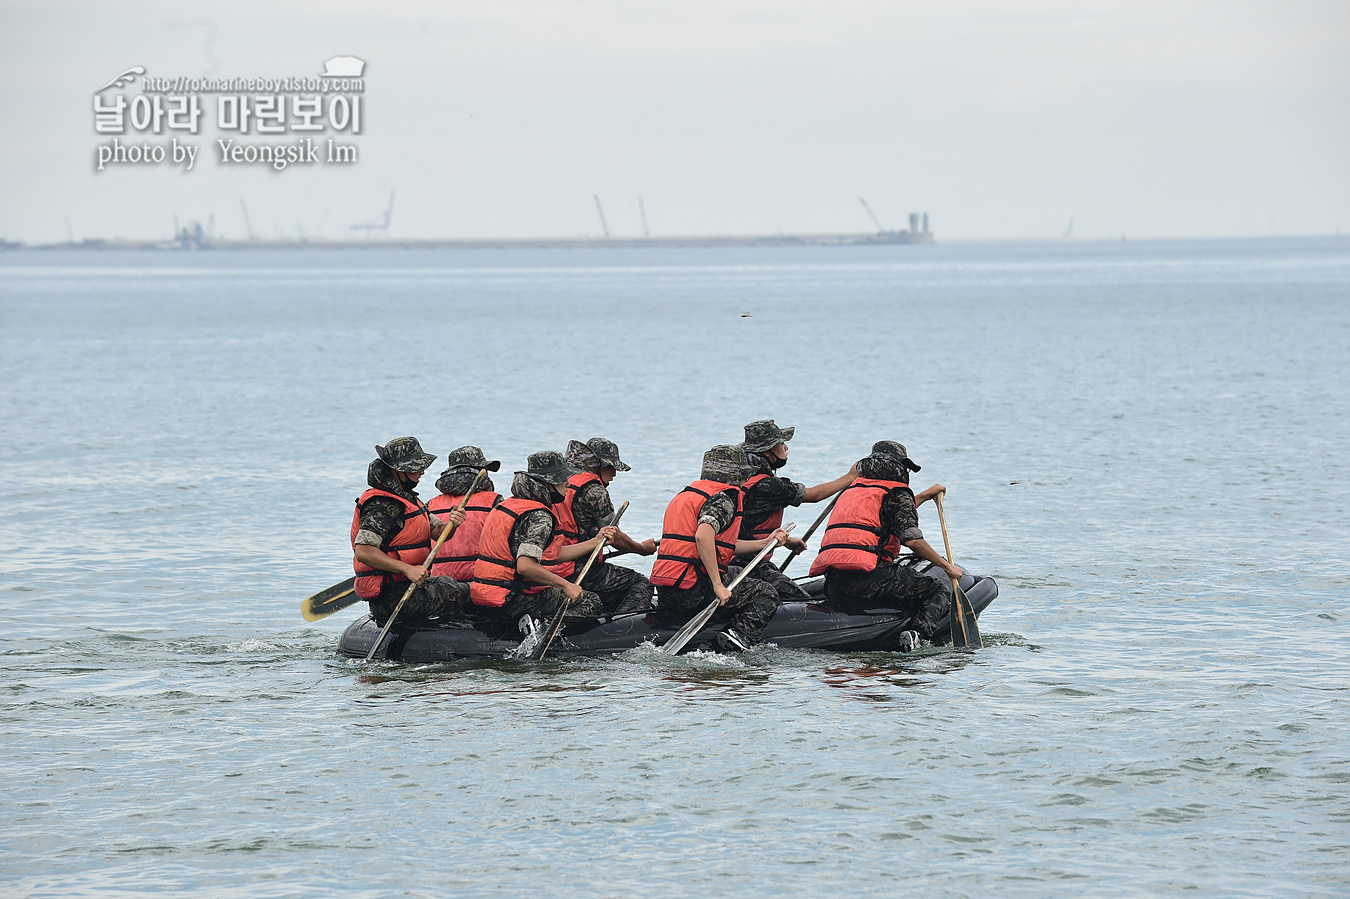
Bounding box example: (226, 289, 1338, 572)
(1, 238, 1347, 897)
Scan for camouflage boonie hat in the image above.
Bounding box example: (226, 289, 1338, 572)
(565, 437, 631, 473)
(586, 437, 630, 472)
(701, 444, 757, 486)
(564, 439, 593, 470)
(517, 450, 581, 486)
(871, 440, 921, 472)
(742, 419, 795, 453)
(375, 436, 436, 473)
(439, 445, 501, 476)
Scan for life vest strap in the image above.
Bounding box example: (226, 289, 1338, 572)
(432, 553, 478, 563)
(823, 521, 887, 537)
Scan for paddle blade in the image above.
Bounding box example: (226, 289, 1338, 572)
(949, 585, 982, 650)
(301, 576, 360, 621)
(532, 598, 570, 660)
(661, 598, 720, 655)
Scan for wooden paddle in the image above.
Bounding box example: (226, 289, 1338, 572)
(301, 576, 359, 622)
(660, 522, 795, 655)
(778, 490, 843, 573)
(365, 468, 489, 662)
(532, 501, 629, 661)
(935, 492, 981, 650)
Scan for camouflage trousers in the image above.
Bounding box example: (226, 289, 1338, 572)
(824, 563, 949, 640)
(368, 575, 470, 626)
(578, 561, 655, 617)
(502, 586, 603, 624)
(656, 565, 779, 644)
(730, 556, 810, 601)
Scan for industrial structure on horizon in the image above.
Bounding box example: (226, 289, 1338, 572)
(6, 195, 935, 250)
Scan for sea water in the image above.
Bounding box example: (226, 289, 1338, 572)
(0, 238, 1346, 897)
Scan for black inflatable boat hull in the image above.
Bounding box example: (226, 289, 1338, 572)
(338, 561, 998, 662)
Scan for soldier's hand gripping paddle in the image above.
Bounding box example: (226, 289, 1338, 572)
(532, 501, 629, 661)
(660, 522, 795, 655)
(935, 492, 981, 650)
(779, 491, 842, 573)
(364, 468, 489, 662)
(301, 576, 359, 622)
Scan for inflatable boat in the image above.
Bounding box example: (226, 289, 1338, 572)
(337, 559, 998, 662)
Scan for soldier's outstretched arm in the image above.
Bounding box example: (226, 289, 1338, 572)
(912, 484, 947, 507)
(804, 463, 858, 503)
(607, 529, 656, 556)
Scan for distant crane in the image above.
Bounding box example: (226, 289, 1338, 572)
(858, 197, 887, 233)
(1062, 217, 1075, 239)
(239, 200, 256, 240)
(351, 191, 395, 239)
(638, 195, 650, 238)
(594, 195, 611, 238)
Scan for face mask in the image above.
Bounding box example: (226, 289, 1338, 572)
(766, 451, 788, 470)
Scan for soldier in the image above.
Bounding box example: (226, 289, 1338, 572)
(735, 419, 858, 599)
(808, 441, 961, 650)
(470, 451, 617, 629)
(426, 446, 503, 588)
(561, 437, 657, 616)
(350, 437, 468, 626)
(650, 445, 788, 652)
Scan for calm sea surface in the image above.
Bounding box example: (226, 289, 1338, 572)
(1, 238, 1347, 897)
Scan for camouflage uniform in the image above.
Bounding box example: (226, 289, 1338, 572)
(734, 453, 810, 600)
(353, 439, 469, 626)
(656, 449, 780, 644)
(564, 437, 654, 616)
(822, 446, 948, 640)
(496, 461, 603, 623)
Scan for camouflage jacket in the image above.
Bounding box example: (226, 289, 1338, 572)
(571, 480, 617, 541)
(509, 472, 562, 560)
(739, 472, 805, 538)
(698, 491, 738, 534)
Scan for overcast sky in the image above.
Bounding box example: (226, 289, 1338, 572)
(1, 0, 1347, 243)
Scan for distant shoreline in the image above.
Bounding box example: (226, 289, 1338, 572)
(1, 231, 935, 252)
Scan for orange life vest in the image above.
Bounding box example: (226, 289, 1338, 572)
(809, 477, 906, 576)
(537, 471, 602, 581)
(650, 480, 742, 589)
(350, 488, 432, 600)
(469, 498, 559, 608)
(737, 472, 786, 562)
(427, 491, 501, 580)
(561, 471, 606, 539)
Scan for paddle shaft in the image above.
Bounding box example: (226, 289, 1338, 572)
(935, 492, 980, 650)
(725, 521, 794, 594)
(660, 522, 795, 655)
(533, 501, 630, 660)
(365, 468, 489, 662)
(934, 493, 958, 594)
(574, 501, 629, 587)
(779, 491, 843, 573)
